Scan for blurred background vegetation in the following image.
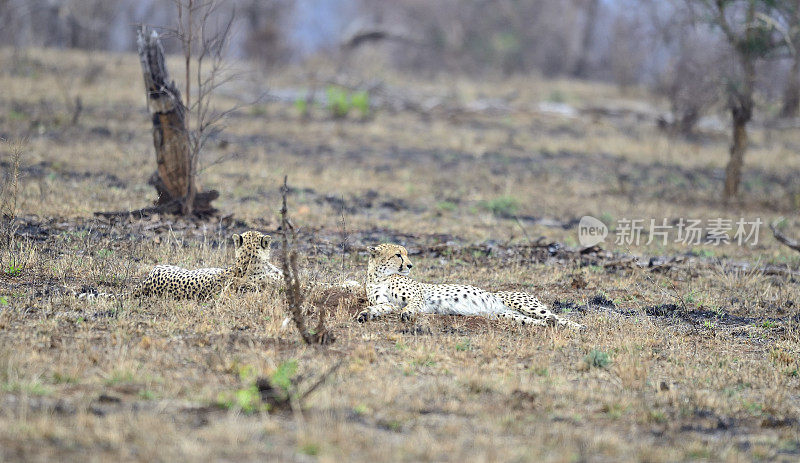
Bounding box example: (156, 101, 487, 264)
(4, 0, 800, 137)
(0, 0, 792, 91)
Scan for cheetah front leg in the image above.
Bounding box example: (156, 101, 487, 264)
(356, 302, 399, 322)
(398, 299, 426, 322)
(494, 291, 583, 329)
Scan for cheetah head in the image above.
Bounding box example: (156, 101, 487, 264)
(367, 243, 413, 281)
(232, 231, 272, 277)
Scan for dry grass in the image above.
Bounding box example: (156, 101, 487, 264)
(1, 47, 799, 461)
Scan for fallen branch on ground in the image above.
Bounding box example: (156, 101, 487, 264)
(770, 219, 800, 253)
(255, 359, 343, 412)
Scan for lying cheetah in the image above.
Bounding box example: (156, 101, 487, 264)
(356, 243, 582, 329)
(80, 230, 282, 300)
(131, 230, 283, 299)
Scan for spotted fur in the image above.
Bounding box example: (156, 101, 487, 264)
(130, 230, 282, 299)
(356, 243, 582, 329)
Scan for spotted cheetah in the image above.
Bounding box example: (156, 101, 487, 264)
(131, 230, 283, 299)
(78, 230, 282, 300)
(356, 243, 582, 329)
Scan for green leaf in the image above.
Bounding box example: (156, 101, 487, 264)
(271, 359, 298, 392)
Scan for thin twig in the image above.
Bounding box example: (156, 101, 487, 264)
(339, 198, 348, 275)
(299, 360, 343, 402)
(513, 215, 533, 245)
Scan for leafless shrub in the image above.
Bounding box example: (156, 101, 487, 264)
(166, 0, 238, 215)
(605, 4, 655, 91)
(53, 72, 83, 127)
(0, 0, 121, 49)
(279, 176, 334, 345)
(0, 139, 24, 249)
(241, 0, 293, 66)
(657, 30, 727, 136)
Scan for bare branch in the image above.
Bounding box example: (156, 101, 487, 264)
(712, 0, 737, 44)
(279, 176, 334, 345)
(770, 219, 800, 253)
(280, 176, 311, 344)
(169, 0, 235, 216)
(298, 360, 343, 402)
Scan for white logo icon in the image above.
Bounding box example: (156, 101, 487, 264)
(578, 216, 607, 247)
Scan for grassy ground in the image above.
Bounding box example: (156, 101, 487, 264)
(1, 47, 800, 461)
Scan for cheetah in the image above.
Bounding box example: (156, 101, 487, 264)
(80, 231, 282, 300)
(356, 243, 582, 329)
(131, 230, 283, 299)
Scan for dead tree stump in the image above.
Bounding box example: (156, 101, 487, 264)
(136, 26, 217, 216)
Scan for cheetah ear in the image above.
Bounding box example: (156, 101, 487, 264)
(368, 246, 378, 257)
(260, 235, 271, 249)
(232, 234, 242, 247)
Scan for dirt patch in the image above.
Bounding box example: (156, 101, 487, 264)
(552, 294, 788, 332)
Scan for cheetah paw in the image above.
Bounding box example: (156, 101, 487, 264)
(559, 319, 585, 330)
(399, 310, 415, 322)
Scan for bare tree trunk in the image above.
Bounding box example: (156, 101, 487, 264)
(724, 59, 754, 201)
(724, 109, 749, 198)
(781, 0, 800, 119)
(136, 26, 216, 216)
(677, 107, 699, 137)
(572, 0, 599, 78)
(781, 54, 800, 118)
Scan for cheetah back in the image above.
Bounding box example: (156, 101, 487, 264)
(134, 265, 228, 300)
